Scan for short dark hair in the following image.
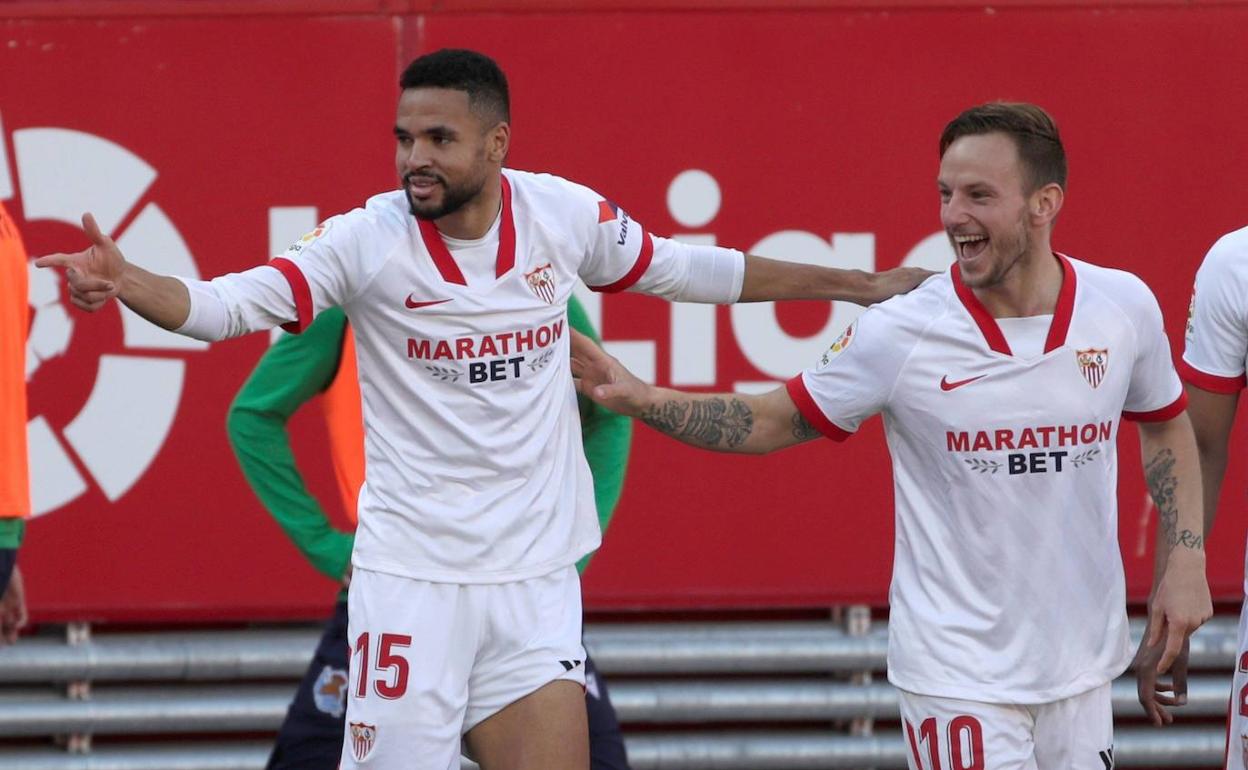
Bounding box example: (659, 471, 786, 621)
(939, 102, 1067, 191)
(398, 49, 510, 126)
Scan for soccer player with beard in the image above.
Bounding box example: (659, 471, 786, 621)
(568, 102, 1212, 769)
(34, 49, 929, 770)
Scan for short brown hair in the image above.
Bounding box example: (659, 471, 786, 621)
(939, 102, 1067, 191)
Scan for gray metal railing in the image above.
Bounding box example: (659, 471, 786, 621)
(0, 616, 1236, 680)
(0, 616, 1235, 768)
(0, 674, 1233, 736)
(0, 728, 1225, 769)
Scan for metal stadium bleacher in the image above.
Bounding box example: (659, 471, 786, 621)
(0, 611, 1233, 768)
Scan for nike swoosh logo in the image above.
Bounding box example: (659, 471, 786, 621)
(405, 296, 451, 310)
(940, 374, 986, 391)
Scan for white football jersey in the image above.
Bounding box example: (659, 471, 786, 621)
(205, 169, 742, 582)
(788, 255, 1185, 703)
(1180, 225, 1248, 593)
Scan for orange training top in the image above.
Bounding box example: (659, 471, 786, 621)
(0, 201, 30, 519)
(320, 327, 364, 524)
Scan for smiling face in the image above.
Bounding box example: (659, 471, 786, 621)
(938, 132, 1041, 290)
(393, 87, 507, 221)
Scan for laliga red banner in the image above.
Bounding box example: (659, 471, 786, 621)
(3, 3, 1248, 620)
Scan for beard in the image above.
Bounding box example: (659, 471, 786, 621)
(956, 218, 1031, 290)
(404, 169, 487, 221)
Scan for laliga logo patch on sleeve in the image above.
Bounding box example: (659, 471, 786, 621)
(819, 323, 856, 367)
(1184, 287, 1196, 340)
(284, 219, 333, 256)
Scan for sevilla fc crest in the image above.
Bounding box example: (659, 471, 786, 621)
(525, 263, 556, 304)
(350, 721, 377, 762)
(1076, 348, 1109, 388)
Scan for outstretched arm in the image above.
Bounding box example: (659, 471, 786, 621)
(570, 330, 820, 455)
(34, 213, 191, 329)
(740, 254, 934, 305)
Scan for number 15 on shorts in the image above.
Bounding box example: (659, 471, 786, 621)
(353, 632, 412, 699)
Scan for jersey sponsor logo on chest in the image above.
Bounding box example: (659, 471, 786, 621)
(406, 320, 564, 385)
(949, 421, 1113, 477)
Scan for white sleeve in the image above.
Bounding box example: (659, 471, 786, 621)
(264, 211, 373, 333)
(1122, 280, 1186, 421)
(1181, 233, 1248, 393)
(784, 301, 915, 440)
(173, 267, 296, 340)
(632, 236, 744, 303)
(173, 210, 372, 340)
(575, 198, 744, 302)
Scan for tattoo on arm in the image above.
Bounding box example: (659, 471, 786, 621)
(641, 397, 755, 448)
(1145, 448, 1203, 551)
(791, 411, 821, 442)
(640, 401, 689, 435)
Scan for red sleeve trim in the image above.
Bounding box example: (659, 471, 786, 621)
(785, 375, 852, 442)
(1177, 358, 1246, 395)
(268, 257, 313, 334)
(1123, 391, 1189, 422)
(588, 230, 654, 293)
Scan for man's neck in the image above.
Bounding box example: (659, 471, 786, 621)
(432, 175, 502, 240)
(972, 246, 1064, 318)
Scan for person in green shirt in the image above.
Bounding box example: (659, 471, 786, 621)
(228, 295, 632, 770)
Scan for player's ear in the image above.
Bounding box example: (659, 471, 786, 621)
(1030, 183, 1063, 226)
(487, 122, 510, 164)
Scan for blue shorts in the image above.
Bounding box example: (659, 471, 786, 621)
(0, 548, 15, 595)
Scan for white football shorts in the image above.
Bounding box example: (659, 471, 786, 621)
(1223, 599, 1248, 770)
(898, 682, 1114, 770)
(339, 565, 586, 768)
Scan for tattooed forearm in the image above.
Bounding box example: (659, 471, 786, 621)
(641, 397, 755, 449)
(1145, 448, 1195, 550)
(641, 401, 689, 435)
(1177, 529, 1204, 549)
(791, 411, 821, 442)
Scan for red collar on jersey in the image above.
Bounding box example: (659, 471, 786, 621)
(416, 174, 517, 285)
(952, 252, 1077, 357)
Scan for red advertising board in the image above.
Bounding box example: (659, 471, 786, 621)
(4, 1, 1248, 620)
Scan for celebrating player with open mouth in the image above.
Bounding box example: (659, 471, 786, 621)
(35, 48, 930, 770)
(570, 102, 1212, 770)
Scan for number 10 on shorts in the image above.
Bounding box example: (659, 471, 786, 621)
(352, 632, 413, 699)
(905, 715, 986, 770)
